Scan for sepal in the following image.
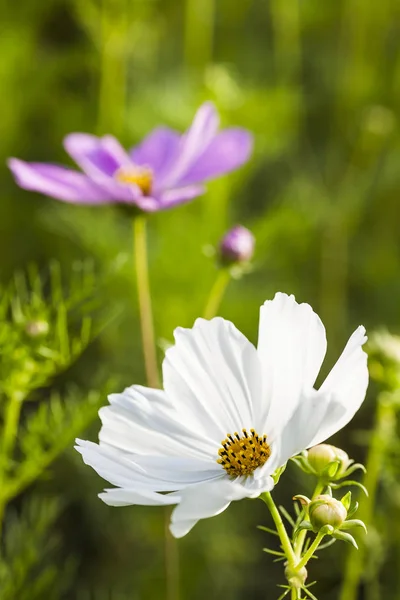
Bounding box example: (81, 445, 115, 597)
(332, 530, 359, 549)
(272, 464, 287, 484)
(340, 519, 367, 533)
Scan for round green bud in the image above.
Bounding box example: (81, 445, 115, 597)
(309, 495, 347, 530)
(284, 565, 307, 589)
(307, 444, 350, 477)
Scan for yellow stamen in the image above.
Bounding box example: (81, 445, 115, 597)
(115, 165, 153, 195)
(217, 428, 271, 478)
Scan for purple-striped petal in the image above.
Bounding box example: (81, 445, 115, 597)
(177, 128, 253, 186)
(8, 159, 110, 204)
(159, 102, 219, 188)
(156, 184, 205, 210)
(63, 133, 130, 179)
(130, 127, 180, 177)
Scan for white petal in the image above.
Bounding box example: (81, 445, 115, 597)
(100, 487, 180, 507)
(99, 386, 216, 460)
(163, 317, 263, 440)
(169, 478, 248, 538)
(75, 440, 219, 492)
(308, 326, 368, 446)
(274, 390, 347, 466)
(258, 293, 327, 434)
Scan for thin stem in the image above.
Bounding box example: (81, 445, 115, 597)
(0, 393, 24, 536)
(261, 492, 296, 567)
(184, 0, 215, 68)
(2, 394, 22, 459)
(339, 394, 395, 600)
(296, 532, 325, 571)
(203, 269, 231, 320)
(98, 0, 127, 135)
(165, 507, 180, 600)
(133, 217, 160, 389)
(294, 479, 325, 559)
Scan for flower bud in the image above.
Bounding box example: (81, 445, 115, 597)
(307, 444, 350, 477)
(309, 495, 347, 531)
(25, 319, 49, 338)
(285, 565, 307, 589)
(219, 225, 255, 266)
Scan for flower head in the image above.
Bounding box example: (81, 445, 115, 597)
(76, 293, 368, 538)
(8, 103, 252, 212)
(219, 225, 255, 265)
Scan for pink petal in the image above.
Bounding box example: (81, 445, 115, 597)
(63, 133, 130, 180)
(158, 102, 219, 188)
(8, 158, 111, 204)
(156, 184, 205, 209)
(130, 127, 180, 176)
(177, 128, 253, 186)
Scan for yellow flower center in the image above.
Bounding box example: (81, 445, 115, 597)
(217, 428, 271, 478)
(115, 165, 153, 195)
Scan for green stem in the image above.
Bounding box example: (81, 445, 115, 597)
(203, 269, 231, 319)
(184, 0, 215, 68)
(339, 394, 395, 600)
(133, 217, 179, 599)
(2, 394, 22, 459)
(133, 217, 160, 390)
(294, 479, 325, 559)
(319, 213, 348, 356)
(98, 0, 127, 135)
(0, 393, 24, 536)
(165, 508, 180, 600)
(296, 531, 325, 571)
(261, 492, 296, 567)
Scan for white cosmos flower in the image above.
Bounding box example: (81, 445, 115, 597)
(76, 293, 368, 538)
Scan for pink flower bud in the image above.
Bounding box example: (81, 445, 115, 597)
(219, 225, 255, 265)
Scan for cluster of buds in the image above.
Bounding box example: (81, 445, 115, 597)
(294, 489, 366, 548)
(292, 444, 367, 494)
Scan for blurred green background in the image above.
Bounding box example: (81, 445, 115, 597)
(1, 0, 400, 598)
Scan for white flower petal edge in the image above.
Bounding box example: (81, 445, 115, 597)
(258, 292, 327, 436)
(309, 325, 368, 446)
(75, 292, 369, 538)
(170, 477, 274, 538)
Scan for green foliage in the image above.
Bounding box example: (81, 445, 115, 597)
(0, 261, 116, 595)
(3, 384, 114, 503)
(0, 497, 74, 600)
(0, 260, 111, 401)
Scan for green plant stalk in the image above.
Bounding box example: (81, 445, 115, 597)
(319, 213, 348, 356)
(269, 0, 301, 84)
(0, 393, 24, 535)
(339, 395, 396, 600)
(133, 217, 160, 389)
(294, 479, 325, 559)
(184, 0, 214, 68)
(261, 492, 296, 567)
(98, 0, 127, 135)
(2, 393, 22, 460)
(203, 269, 231, 319)
(133, 217, 179, 598)
(296, 531, 325, 571)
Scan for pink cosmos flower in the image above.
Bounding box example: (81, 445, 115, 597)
(8, 103, 253, 212)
